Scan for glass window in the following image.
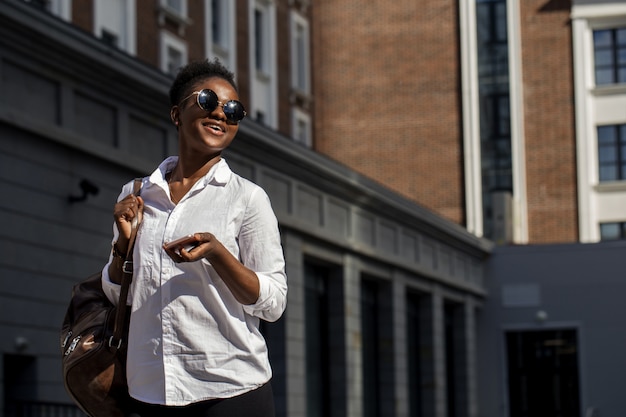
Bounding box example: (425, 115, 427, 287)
(291, 12, 310, 93)
(600, 222, 626, 240)
(166, 46, 183, 75)
(160, 31, 187, 76)
(162, 0, 186, 16)
(593, 27, 626, 85)
(476, 0, 512, 239)
(211, 0, 223, 46)
(293, 108, 312, 146)
(94, 0, 135, 54)
(207, 0, 234, 70)
(597, 124, 626, 182)
(254, 8, 268, 72)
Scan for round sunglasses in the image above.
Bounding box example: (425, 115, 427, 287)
(179, 89, 247, 124)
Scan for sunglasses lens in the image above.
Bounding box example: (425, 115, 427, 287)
(197, 89, 218, 112)
(223, 101, 246, 123)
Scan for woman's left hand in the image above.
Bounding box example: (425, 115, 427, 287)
(162, 232, 260, 304)
(163, 232, 220, 263)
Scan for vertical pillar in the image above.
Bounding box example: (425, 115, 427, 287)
(431, 286, 447, 417)
(393, 273, 409, 417)
(283, 232, 305, 417)
(343, 254, 362, 417)
(464, 296, 478, 417)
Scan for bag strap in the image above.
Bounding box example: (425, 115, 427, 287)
(110, 178, 143, 350)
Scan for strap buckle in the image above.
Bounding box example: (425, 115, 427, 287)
(108, 336, 123, 350)
(122, 261, 133, 274)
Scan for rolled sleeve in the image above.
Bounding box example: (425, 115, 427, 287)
(243, 271, 287, 322)
(239, 188, 288, 322)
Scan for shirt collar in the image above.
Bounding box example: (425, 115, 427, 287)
(150, 156, 232, 190)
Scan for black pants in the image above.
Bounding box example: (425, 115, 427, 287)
(126, 382, 275, 417)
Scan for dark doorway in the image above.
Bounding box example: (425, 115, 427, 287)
(506, 329, 581, 417)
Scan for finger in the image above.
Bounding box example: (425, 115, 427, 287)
(163, 245, 184, 263)
(178, 247, 192, 262)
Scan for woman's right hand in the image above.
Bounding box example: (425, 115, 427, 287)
(113, 194, 144, 252)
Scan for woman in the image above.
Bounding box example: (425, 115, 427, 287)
(101, 59, 287, 417)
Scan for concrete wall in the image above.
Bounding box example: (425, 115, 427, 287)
(478, 241, 626, 417)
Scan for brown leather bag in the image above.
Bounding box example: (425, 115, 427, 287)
(60, 179, 142, 417)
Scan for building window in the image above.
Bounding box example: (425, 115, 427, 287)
(600, 222, 626, 240)
(206, 0, 235, 70)
(476, 0, 513, 240)
(293, 109, 312, 147)
(593, 27, 626, 86)
(94, 0, 136, 54)
(160, 31, 188, 76)
(291, 12, 310, 94)
(597, 124, 626, 182)
(211, 0, 225, 47)
(249, 0, 277, 128)
(254, 7, 269, 73)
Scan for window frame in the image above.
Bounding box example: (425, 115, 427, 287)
(159, 30, 188, 77)
(597, 123, 626, 182)
(205, 0, 236, 71)
(93, 0, 136, 55)
(292, 107, 312, 147)
(593, 26, 626, 86)
(290, 11, 311, 94)
(599, 221, 626, 240)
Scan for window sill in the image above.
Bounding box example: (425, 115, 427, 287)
(592, 83, 626, 96)
(595, 181, 626, 192)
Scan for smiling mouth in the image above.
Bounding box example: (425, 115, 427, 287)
(203, 122, 224, 133)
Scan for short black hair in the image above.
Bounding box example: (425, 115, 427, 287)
(168, 58, 238, 106)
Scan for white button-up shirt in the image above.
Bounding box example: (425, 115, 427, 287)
(102, 157, 287, 406)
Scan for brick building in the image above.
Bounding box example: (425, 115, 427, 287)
(1, 1, 626, 417)
(30, 0, 626, 246)
(315, 0, 626, 245)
